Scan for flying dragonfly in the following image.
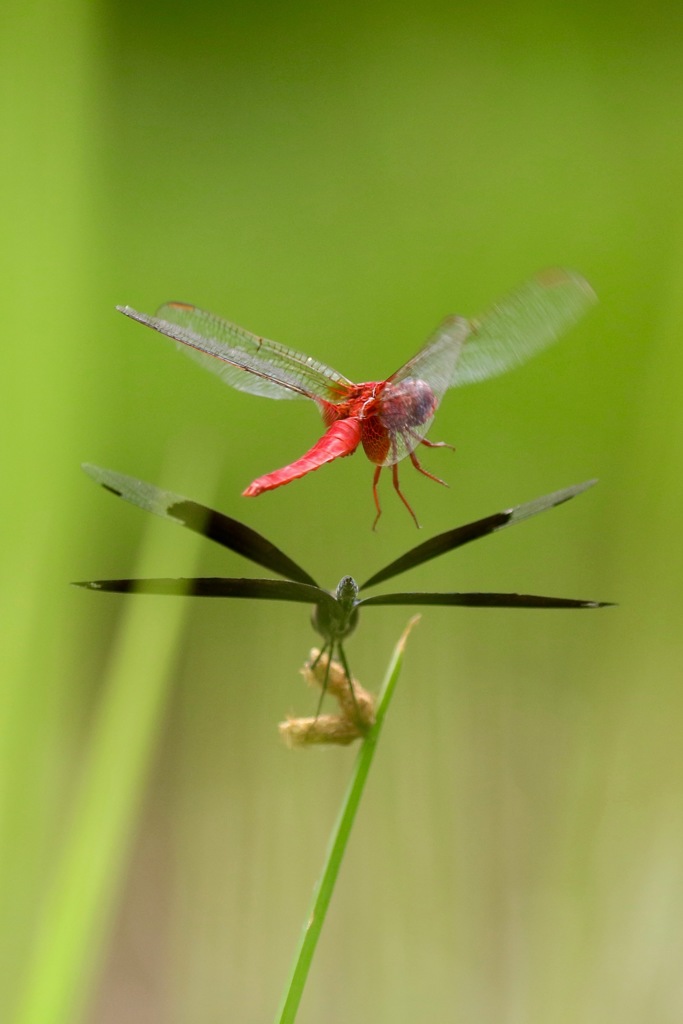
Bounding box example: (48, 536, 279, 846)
(117, 268, 596, 527)
(75, 465, 611, 722)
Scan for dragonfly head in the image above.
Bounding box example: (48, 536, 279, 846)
(311, 575, 360, 642)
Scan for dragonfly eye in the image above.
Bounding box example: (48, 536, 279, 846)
(379, 379, 437, 431)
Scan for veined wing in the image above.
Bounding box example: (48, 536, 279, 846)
(390, 315, 471, 391)
(451, 268, 596, 387)
(371, 315, 470, 466)
(117, 302, 353, 404)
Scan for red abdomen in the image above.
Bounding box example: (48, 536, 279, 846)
(243, 418, 363, 496)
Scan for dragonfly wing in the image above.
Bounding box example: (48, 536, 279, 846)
(118, 303, 353, 404)
(451, 268, 597, 387)
(360, 480, 596, 589)
(82, 464, 320, 587)
(359, 591, 611, 609)
(74, 575, 340, 613)
(370, 316, 471, 466)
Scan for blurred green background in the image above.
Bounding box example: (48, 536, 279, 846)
(3, 1, 683, 1021)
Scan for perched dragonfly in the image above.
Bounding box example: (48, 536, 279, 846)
(117, 268, 596, 527)
(75, 465, 611, 719)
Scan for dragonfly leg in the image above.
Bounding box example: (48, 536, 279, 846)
(392, 464, 420, 528)
(372, 466, 383, 531)
(419, 436, 455, 451)
(409, 449, 449, 488)
(402, 425, 454, 453)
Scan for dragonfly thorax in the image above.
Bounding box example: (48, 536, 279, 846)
(377, 378, 437, 431)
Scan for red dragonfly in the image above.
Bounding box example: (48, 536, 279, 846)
(117, 268, 596, 527)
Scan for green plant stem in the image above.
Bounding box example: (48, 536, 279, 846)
(276, 616, 420, 1024)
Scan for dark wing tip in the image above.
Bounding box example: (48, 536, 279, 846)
(536, 266, 598, 302)
(162, 300, 194, 311)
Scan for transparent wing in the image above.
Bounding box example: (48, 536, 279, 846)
(368, 315, 470, 466)
(451, 268, 596, 387)
(117, 302, 353, 404)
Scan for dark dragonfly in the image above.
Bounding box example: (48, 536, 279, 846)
(75, 465, 611, 722)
